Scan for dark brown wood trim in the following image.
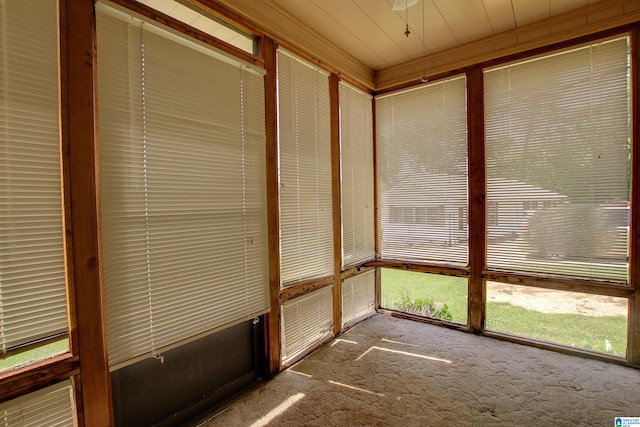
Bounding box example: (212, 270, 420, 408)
(330, 73, 343, 335)
(375, 267, 382, 311)
(279, 276, 335, 302)
(0, 355, 80, 403)
(634, 294, 640, 366)
(372, 97, 379, 260)
(260, 36, 281, 377)
(372, 97, 381, 310)
(59, 1, 79, 365)
(61, 0, 114, 424)
(373, 69, 468, 97)
(106, 0, 264, 68)
(337, 74, 373, 95)
(484, 330, 630, 368)
(341, 265, 376, 281)
(365, 260, 469, 277)
(467, 67, 486, 335)
(484, 271, 635, 298)
(375, 27, 635, 97)
(481, 26, 635, 73)
(275, 42, 338, 77)
(377, 309, 470, 333)
(631, 24, 640, 367)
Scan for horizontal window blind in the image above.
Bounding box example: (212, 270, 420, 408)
(375, 76, 468, 265)
(281, 286, 333, 365)
(97, 5, 268, 368)
(0, 0, 68, 353)
(485, 36, 630, 282)
(0, 380, 76, 426)
(341, 269, 375, 328)
(277, 49, 333, 285)
(340, 82, 375, 268)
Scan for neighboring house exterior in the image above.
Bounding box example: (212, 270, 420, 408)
(379, 173, 567, 249)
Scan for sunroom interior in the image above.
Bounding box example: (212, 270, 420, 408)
(1, 0, 640, 425)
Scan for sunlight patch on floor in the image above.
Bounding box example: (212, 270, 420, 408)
(356, 346, 452, 364)
(289, 369, 312, 378)
(328, 380, 385, 397)
(248, 393, 305, 427)
(381, 338, 423, 348)
(331, 338, 359, 346)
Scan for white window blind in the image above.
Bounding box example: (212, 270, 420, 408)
(341, 269, 375, 328)
(0, 0, 68, 353)
(375, 76, 468, 265)
(281, 286, 333, 365)
(339, 82, 375, 268)
(277, 49, 333, 285)
(485, 36, 630, 282)
(0, 380, 76, 426)
(97, 5, 269, 369)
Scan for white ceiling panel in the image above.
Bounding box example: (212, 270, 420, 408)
(482, 0, 517, 33)
(433, 0, 494, 45)
(267, 0, 610, 70)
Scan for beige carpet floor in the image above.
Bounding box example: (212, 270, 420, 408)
(202, 314, 640, 426)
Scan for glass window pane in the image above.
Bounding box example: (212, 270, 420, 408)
(0, 339, 69, 373)
(484, 36, 631, 282)
(376, 76, 468, 265)
(380, 268, 467, 325)
(486, 282, 627, 356)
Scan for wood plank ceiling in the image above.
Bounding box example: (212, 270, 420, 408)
(269, 0, 605, 71)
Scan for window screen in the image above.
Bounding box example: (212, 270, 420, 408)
(0, 380, 76, 426)
(277, 49, 333, 285)
(341, 269, 375, 328)
(0, 0, 68, 355)
(281, 286, 333, 365)
(97, 5, 269, 369)
(376, 76, 468, 265)
(485, 36, 630, 282)
(340, 82, 375, 268)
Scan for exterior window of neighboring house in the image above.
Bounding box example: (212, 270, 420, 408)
(487, 201, 499, 227)
(458, 207, 467, 231)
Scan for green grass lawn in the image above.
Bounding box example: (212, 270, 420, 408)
(0, 339, 69, 372)
(487, 303, 626, 356)
(380, 268, 468, 324)
(380, 268, 627, 357)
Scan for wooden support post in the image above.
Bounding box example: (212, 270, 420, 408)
(467, 67, 486, 334)
(631, 26, 640, 368)
(330, 73, 343, 334)
(60, 0, 114, 425)
(372, 98, 381, 308)
(260, 36, 282, 376)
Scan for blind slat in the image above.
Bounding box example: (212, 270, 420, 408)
(375, 76, 468, 265)
(0, 0, 68, 353)
(341, 270, 375, 328)
(484, 36, 630, 282)
(281, 286, 333, 364)
(98, 7, 268, 368)
(277, 49, 334, 285)
(0, 380, 76, 426)
(340, 82, 375, 268)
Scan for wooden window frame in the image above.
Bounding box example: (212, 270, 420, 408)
(371, 26, 640, 368)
